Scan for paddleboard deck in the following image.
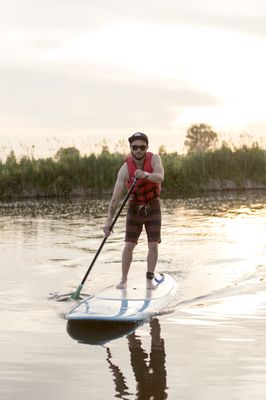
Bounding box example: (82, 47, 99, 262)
(67, 273, 177, 323)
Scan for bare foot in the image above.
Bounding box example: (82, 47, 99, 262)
(116, 280, 127, 289)
(146, 279, 157, 290)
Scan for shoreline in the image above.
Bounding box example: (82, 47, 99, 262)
(0, 183, 266, 202)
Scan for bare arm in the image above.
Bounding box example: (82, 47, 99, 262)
(103, 163, 128, 236)
(150, 154, 164, 182)
(134, 154, 164, 183)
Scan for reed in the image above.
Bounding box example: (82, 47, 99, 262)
(0, 144, 265, 199)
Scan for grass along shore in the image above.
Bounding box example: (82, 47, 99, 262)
(0, 144, 265, 199)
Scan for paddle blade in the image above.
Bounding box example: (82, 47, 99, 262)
(48, 290, 90, 302)
(71, 283, 84, 300)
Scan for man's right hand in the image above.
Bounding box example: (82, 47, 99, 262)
(103, 220, 113, 237)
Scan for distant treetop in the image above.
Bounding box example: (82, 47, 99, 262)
(185, 123, 218, 153)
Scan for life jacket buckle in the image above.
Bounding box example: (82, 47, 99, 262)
(137, 204, 150, 216)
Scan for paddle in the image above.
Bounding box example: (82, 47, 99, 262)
(70, 176, 138, 300)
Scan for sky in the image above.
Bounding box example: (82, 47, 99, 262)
(0, 0, 266, 159)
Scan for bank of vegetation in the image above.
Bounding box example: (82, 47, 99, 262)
(0, 142, 265, 199)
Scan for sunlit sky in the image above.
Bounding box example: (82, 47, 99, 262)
(1, 0, 266, 159)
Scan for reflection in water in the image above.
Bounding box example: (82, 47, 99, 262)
(106, 318, 167, 400)
(1, 194, 266, 400)
(106, 348, 131, 399)
(66, 320, 138, 345)
(67, 318, 167, 399)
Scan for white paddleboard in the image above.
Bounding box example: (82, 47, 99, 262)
(67, 273, 177, 323)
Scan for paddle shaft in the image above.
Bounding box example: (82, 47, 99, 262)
(71, 176, 138, 299)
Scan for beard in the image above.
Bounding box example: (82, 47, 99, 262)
(131, 151, 146, 161)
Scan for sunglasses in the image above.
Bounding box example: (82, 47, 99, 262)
(131, 144, 147, 151)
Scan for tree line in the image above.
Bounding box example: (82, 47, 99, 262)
(0, 124, 265, 199)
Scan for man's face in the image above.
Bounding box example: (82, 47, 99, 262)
(130, 140, 148, 160)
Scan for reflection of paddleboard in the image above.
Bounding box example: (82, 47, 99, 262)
(67, 273, 177, 323)
(67, 320, 138, 345)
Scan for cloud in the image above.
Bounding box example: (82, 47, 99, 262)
(1, 0, 265, 38)
(0, 65, 218, 131)
(0, 0, 264, 157)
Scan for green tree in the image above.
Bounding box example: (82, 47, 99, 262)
(55, 147, 80, 161)
(185, 123, 218, 153)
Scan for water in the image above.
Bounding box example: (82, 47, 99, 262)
(1, 192, 266, 400)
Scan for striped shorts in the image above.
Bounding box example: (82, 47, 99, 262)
(125, 198, 161, 244)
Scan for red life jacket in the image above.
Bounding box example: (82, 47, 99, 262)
(126, 152, 161, 203)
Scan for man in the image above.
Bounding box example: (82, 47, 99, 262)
(103, 132, 164, 289)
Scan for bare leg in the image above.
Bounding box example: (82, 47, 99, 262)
(116, 242, 136, 289)
(146, 242, 158, 289)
